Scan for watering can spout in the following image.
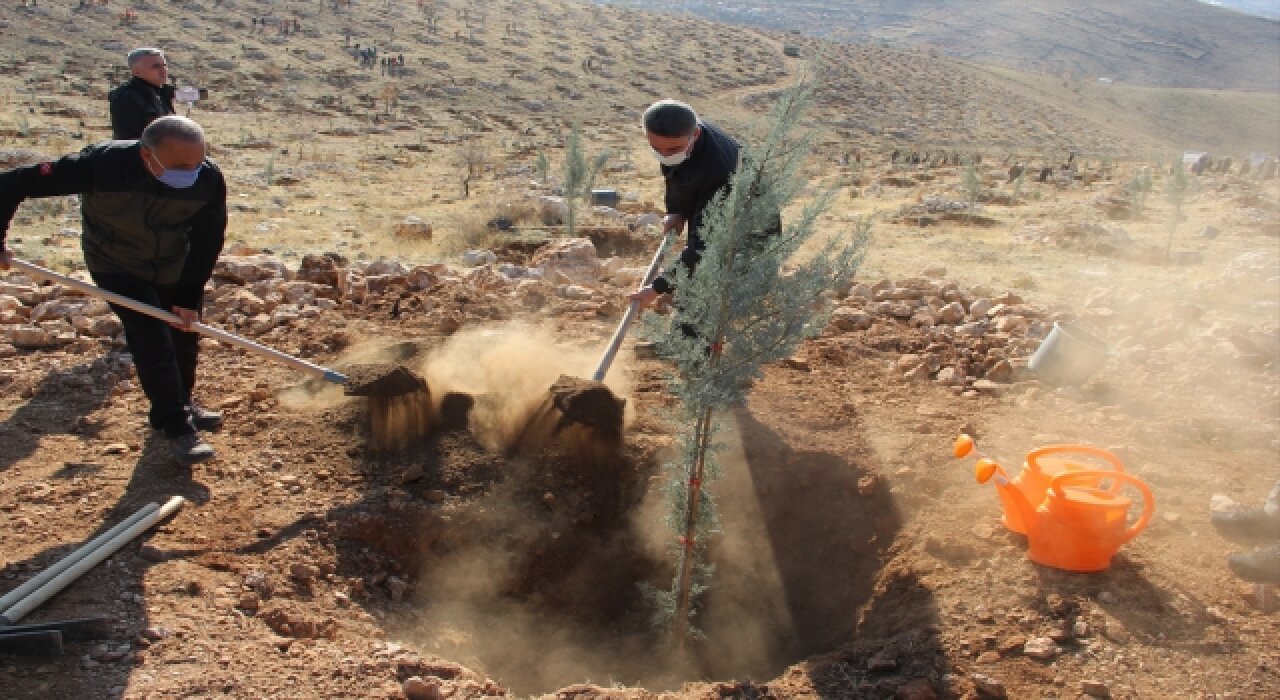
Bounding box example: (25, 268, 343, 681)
(972, 455, 1041, 540)
(993, 473, 1041, 540)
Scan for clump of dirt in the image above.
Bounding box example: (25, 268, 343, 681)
(343, 363, 428, 397)
(549, 376, 625, 432)
(366, 390, 435, 454)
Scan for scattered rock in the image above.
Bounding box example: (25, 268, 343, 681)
(1081, 679, 1111, 698)
(830, 307, 873, 332)
(530, 237, 599, 284)
(462, 249, 497, 267)
(403, 676, 442, 700)
(1023, 636, 1061, 660)
(137, 545, 169, 562)
(970, 673, 1007, 698)
(781, 356, 811, 371)
(290, 563, 320, 582)
(867, 648, 897, 672)
(395, 216, 432, 239)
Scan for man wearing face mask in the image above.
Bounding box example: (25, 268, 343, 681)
(628, 99, 743, 310)
(0, 116, 227, 465)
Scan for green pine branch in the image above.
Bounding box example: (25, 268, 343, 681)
(649, 72, 872, 644)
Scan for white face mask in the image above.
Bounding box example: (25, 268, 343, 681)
(652, 129, 698, 167)
(653, 149, 689, 167)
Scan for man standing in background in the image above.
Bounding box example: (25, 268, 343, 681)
(109, 47, 176, 140)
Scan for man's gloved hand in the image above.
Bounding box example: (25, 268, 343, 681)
(170, 306, 199, 331)
(628, 286, 660, 310)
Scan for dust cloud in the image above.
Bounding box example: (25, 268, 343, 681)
(395, 408, 879, 695)
(421, 321, 634, 451)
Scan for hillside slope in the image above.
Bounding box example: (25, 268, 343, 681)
(4, 0, 1261, 161)
(600, 0, 1280, 91)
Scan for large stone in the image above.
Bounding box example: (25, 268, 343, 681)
(554, 284, 594, 300)
(937, 301, 966, 324)
(30, 300, 83, 323)
(985, 360, 1015, 382)
(1022, 636, 1060, 660)
(216, 255, 290, 283)
(365, 260, 408, 277)
(971, 674, 1007, 698)
(364, 274, 406, 296)
(531, 237, 599, 284)
(968, 298, 993, 320)
(0, 294, 23, 312)
(830, 307, 872, 332)
(297, 254, 340, 286)
(462, 249, 497, 267)
(224, 289, 272, 315)
(994, 315, 1025, 333)
(394, 216, 432, 239)
(935, 366, 962, 385)
(403, 677, 442, 700)
(407, 266, 440, 290)
(278, 281, 320, 305)
(5, 325, 56, 348)
(1081, 679, 1111, 698)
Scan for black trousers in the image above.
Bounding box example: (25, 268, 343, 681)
(89, 271, 200, 437)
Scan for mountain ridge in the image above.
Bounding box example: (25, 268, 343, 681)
(597, 0, 1280, 91)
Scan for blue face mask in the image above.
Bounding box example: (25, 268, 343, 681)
(145, 149, 202, 189)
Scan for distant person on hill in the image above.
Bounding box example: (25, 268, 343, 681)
(108, 48, 176, 140)
(627, 99, 780, 313)
(0, 116, 228, 465)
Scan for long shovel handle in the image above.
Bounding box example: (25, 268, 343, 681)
(9, 258, 348, 385)
(591, 230, 677, 382)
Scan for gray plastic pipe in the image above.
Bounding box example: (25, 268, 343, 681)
(0, 502, 159, 615)
(0, 496, 184, 625)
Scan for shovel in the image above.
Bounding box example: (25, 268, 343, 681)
(510, 229, 677, 455)
(6, 258, 425, 398)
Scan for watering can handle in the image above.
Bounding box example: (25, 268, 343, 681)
(1027, 445, 1126, 492)
(1051, 470, 1156, 543)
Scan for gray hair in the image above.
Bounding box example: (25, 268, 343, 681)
(140, 116, 206, 150)
(642, 99, 699, 138)
(127, 47, 164, 68)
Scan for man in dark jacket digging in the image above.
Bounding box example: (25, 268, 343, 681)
(0, 116, 227, 464)
(628, 99, 741, 310)
(628, 99, 782, 326)
(109, 47, 177, 140)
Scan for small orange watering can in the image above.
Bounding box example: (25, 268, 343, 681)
(953, 436, 1126, 535)
(955, 436, 1156, 573)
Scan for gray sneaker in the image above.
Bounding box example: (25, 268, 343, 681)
(187, 400, 223, 431)
(169, 431, 215, 465)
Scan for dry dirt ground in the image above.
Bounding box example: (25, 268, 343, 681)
(1, 1, 1278, 699)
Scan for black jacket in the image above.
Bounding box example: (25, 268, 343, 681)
(0, 140, 227, 308)
(108, 77, 176, 140)
(652, 122, 782, 296)
(652, 121, 740, 294)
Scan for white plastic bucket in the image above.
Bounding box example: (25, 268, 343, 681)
(1028, 322, 1109, 386)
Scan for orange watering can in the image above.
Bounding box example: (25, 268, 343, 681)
(953, 436, 1126, 535)
(976, 464, 1156, 572)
